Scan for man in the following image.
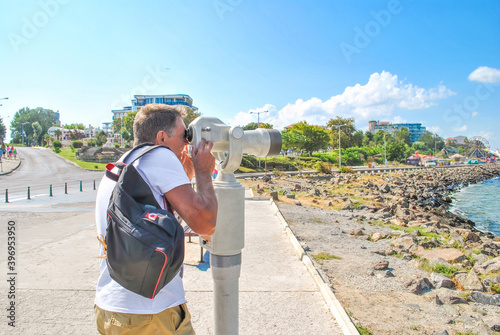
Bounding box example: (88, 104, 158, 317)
(94, 104, 217, 334)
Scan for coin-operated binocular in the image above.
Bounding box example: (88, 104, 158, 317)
(186, 116, 281, 335)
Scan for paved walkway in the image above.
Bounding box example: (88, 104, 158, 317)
(0, 155, 21, 175)
(0, 156, 353, 334)
(182, 195, 346, 334)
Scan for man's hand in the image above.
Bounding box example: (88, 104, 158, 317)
(191, 139, 215, 176)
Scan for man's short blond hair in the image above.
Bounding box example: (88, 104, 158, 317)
(133, 104, 186, 146)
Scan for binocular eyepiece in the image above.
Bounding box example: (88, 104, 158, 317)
(184, 127, 193, 143)
(186, 116, 282, 173)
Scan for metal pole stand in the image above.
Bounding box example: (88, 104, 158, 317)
(203, 172, 245, 335)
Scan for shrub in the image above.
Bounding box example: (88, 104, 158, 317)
(87, 139, 97, 147)
(114, 142, 120, 148)
(53, 140, 62, 149)
(53, 147, 61, 153)
(241, 155, 258, 169)
(339, 166, 355, 174)
(72, 140, 83, 149)
(314, 161, 332, 174)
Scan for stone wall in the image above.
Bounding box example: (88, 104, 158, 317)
(76, 146, 125, 163)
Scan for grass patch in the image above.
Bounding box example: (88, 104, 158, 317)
(236, 166, 256, 173)
(356, 324, 373, 335)
(490, 283, 500, 294)
(311, 217, 325, 224)
(55, 148, 107, 170)
(310, 252, 342, 264)
(418, 259, 460, 277)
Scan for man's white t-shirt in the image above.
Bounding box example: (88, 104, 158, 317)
(95, 146, 191, 314)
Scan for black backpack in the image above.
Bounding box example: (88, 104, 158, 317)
(104, 143, 185, 299)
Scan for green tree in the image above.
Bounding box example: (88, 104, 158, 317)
(63, 123, 85, 130)
(411, 141, 430, 155)
(352, 130, 363, 147)
(53, 128, 62, 141)
(242, 122, 273, 130)
(10, 107, 57, 144)
(362, 131, 374, 147)
(113, 112, 137, 143)
(372, 129, 386, 146)
(122, 111, 137, 143)
(95, 130, 108, 146)
(31, 122, 43, 145)
(326, 116, 357, 149)
(289, 121, 330, 155)
(393, 127, 411, 146)
(387, 141, 408, 162)
(182, 107, 201, 126)
(281, 129, 306, 152)
(0, 116, 6, 139)
(419, 131, 444, 154)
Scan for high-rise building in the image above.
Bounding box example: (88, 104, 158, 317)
(111, 94, 197, 121)
(369, 120, 427, 143)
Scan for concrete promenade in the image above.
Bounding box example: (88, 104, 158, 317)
(0, 159, 352, 334)
(0, 155, 21, 175)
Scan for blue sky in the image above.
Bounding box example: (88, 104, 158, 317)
(1, 0, 499, 150)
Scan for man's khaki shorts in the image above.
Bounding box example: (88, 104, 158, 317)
(95, 303, 195, 335)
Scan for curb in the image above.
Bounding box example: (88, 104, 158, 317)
(267, 197, 360, 335)
(0, 158, 21, 176)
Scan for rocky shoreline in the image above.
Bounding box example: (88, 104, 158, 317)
(241, 164, 500, 334)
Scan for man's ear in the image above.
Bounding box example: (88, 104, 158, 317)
(155, 130, 166, 145)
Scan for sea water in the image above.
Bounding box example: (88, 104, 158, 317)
(450, 176, 500, 237)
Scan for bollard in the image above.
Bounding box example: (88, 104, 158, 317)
(65, 183, 68, 194)
(50, 184, 53, 197)
(5, 189, 8, 203)
(27, 186, 31, 200)
(93, 180, 96, 190)
(80, 181, 82, 192)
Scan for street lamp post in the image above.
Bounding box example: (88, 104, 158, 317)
(21, 122, 29, 146)
(333, 124, 346, 168)
(384, 133, 388, 167)
(120, 115, 124, 147)
(249, 110, 268, 168)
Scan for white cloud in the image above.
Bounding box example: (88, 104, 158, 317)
(478, 131, 493, 140)
(472, 111, 479, 117)
(266, 71, 456, 128)
(454, 125, 467, 132)
(428, 125, 441, 133)
(229, 71, 455, 130)
(227, 104, 276, 127)
(392, 115, 407, 123)
(468, 66, 500, 83)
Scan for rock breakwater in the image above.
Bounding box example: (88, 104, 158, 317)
(241, 164, 500, 334)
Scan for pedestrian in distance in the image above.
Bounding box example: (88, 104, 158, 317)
(94, 104, 217, 335)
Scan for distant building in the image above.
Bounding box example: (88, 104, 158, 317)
(368, 120, 426, 143)
(102, 122, 113, 134)
(132, 94, 197, 112)
(54, 110, 61, 126)
(446, 135, 467, 146)
(111, 106, 132, 121)
(111, 94, 197, 121)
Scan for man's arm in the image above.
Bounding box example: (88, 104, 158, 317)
(165, 139, 217, 235)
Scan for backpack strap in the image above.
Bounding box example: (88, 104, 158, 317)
(105, 143, 176, 213)
(105, 142, 159, 182)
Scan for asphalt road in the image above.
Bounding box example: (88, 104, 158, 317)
(0, 147, 103, 202)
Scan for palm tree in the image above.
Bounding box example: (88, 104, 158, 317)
(53, 128, 62, 141)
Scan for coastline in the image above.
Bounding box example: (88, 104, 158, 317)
(241, 164, 500, 334)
